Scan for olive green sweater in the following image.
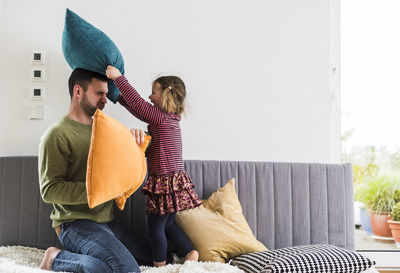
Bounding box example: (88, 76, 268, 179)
(39, 116, 114, 228)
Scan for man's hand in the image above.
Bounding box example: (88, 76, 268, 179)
(130, 128, 144, 146)
(106, 65, 122, 80)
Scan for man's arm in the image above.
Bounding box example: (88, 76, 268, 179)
(38, 130, 88, 205)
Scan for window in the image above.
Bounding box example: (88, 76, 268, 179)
(341, 0, 400, 269)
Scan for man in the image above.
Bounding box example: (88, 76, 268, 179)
(38, 68, 152, 272)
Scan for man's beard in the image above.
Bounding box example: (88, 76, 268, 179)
(80, 92, 97, 117)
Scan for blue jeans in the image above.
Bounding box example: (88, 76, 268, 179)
(52, 220, 153, 273)
(147, 213, 193, 262)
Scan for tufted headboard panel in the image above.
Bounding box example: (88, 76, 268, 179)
(0, 157, 354, 250)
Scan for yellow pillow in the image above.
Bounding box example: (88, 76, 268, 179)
(175, 178, 267, 263)
(86, 109, 150, 210)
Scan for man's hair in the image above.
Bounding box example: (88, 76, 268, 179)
(68, 68, 108, 98)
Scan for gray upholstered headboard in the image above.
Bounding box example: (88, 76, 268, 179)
(0, 157, 354, 250)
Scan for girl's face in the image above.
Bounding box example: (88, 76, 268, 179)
(149, 82, 163, 109)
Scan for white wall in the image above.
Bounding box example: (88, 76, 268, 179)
(0, 0, 340, 163)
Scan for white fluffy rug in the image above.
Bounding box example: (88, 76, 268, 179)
(0, 246, 244, 273)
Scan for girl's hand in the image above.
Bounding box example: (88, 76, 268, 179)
(130, 128, 144, 146)
(106, 65, 122, 80)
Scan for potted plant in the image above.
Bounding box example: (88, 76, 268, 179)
(353, 164, 379, 235)
(356, 175, 398, 238)
(354, 177, 373, 234)
(388, 201, 400, 248)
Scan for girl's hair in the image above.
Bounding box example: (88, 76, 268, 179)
(154, 76, 186, 115)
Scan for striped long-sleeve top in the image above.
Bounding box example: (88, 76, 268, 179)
(115, 76, 185, 175)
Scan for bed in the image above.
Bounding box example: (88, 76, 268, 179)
(0, 156, 377, 272)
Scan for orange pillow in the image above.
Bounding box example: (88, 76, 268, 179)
(86, 109, 150, 210)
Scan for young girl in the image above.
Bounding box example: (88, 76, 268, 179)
(106, 66, 202, 267)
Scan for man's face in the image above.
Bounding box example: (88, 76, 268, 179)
(80, 78, 108, 116)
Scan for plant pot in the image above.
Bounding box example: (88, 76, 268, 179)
(388, 220, 400, 248)
(370, 211, 392, 238)
(360, 207, 373, 234)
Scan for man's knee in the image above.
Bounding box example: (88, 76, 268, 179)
(104, 252, 141, 273)
(79, 255, 113, 273)
(82, 252, 140, 273)
(113, 260, 140, 273)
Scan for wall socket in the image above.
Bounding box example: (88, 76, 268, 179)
(31, 50, 45, 64)
(31, 67, 45, 81)
(30, 86, 45, 100)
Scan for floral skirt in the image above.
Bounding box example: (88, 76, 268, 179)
(141, 170, 202, 215)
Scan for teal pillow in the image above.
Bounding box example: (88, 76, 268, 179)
(62, 9, 124, 103)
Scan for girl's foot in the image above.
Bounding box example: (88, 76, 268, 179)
(184, 250, 199, 262)
(39, 247, 61, 270)
(153, 261, 166, 267)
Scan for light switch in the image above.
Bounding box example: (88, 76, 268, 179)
(26, 106, 44, 120)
